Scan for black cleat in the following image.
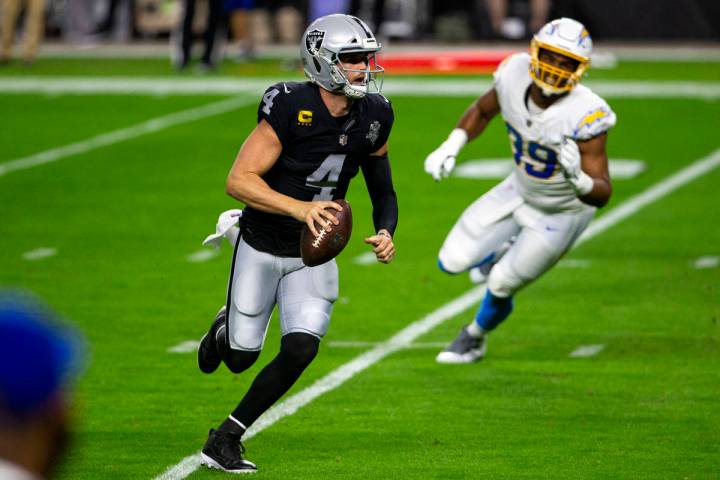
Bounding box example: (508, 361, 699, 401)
(197, 306, 226, 374)
(201, 429, 257, 474)
(436, 326, 487, 364)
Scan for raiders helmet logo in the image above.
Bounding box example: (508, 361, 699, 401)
(305, 29, 325, 55)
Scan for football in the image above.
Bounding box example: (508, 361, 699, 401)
(300, 199, 352, 267)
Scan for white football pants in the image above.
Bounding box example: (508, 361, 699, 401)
(439, 176, 595, 297)
(226, 238, 338, 351)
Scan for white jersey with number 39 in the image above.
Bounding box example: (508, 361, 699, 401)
(494, 53, 616, 212)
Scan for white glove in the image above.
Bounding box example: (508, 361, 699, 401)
(424, 129, 468, 181)
(559, 138, 593, 195)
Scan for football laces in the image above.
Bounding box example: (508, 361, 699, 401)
(311, 219, 332, 248)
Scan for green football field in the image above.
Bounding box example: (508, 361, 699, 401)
(1, 56, 719, 479)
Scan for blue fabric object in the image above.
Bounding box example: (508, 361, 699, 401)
(224, 0, 255, 11)
(0, 293, 84, 417)
(308, 0, 350, 22)
(474, 290, 513, 331)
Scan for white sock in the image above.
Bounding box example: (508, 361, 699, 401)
(466, 321, 485, 338)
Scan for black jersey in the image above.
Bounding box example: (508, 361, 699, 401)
(240, 81, 395, 257)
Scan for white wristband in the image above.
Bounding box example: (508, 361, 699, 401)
(443, 128, 468, 156)
(571, 171, 594, 196)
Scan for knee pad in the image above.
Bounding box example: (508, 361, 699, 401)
(223, 348, 260, 374)
(280, 332, 319, 370)
(437, 254, 464, 275)
(487, 262, 525, 298)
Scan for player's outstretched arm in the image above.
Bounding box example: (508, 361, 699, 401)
(361, 142, 397, 264)
(424, 88, 501, 181)
(456, 88, 501, 140)
(559, 134, 612, 208)
(226, 119, 341, 237)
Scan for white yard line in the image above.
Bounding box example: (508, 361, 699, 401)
(569, 344, 605, 358)
(1, 77, 720, 99)
(154, 148, 720, 479)
(186, 249, 220, 263)
(168, 341, 201, 353)
(21, 247, 58, 261)
(694, 256, 719, 269)
(0, 95, 255, 178)
(352, 251, 378, 266)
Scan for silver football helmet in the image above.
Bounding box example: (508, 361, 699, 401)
(300, 14, 384, 99)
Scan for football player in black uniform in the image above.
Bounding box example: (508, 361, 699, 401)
(196, 14, 397, 473)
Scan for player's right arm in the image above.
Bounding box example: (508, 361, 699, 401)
(226, 119, 341, 237)
(455, 88, 502, 140)
(559, 133, 612, 208)
(424, 88, 501, 181)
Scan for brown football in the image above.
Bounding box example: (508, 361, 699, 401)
(300, 199, 352, 267)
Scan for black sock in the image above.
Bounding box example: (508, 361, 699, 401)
(230, 333, 319, 428)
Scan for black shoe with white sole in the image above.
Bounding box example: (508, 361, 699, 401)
(197, 306, 226, 374)
(201, 429, 257, 474)
(436, 326, 487, 364)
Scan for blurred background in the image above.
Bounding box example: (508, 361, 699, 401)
(1, 0, 719, 71)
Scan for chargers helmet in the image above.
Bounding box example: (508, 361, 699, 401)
(530, 18, 592, 95)
(300, 14, 384, 99)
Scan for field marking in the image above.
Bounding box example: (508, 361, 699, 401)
(153, 148, 720, 479)
(186, 249, 220, 263)
(455, 158, 646, 180)
(569, 344, 605, 358)
(0, 95, 255, 178)
(22, 247, 58, 261)
(2, 77, 720, 99)
(694, 256, 719, 269)
(352, 251, 378, 266)
(558, 259, 592, 269)
(168, 341, 201, 353)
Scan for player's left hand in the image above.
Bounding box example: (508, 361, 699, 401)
(559, 137, 582, 179)
(364, 229, 395, 264)
(424, 145, 456, 181)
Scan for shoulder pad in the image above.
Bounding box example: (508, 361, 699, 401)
(572, 103, 616, 140)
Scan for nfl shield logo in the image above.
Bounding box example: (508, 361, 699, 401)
(305, 29, 325, 55)
(339, 134, 348, 146)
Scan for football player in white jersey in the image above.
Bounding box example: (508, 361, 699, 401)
(424, 17, 616, 364)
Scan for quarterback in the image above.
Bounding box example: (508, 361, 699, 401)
(196, 14, 397, 472)
(425, 18, 616, 363)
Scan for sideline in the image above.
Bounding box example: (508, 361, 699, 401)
(1, 77, 719, 99)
